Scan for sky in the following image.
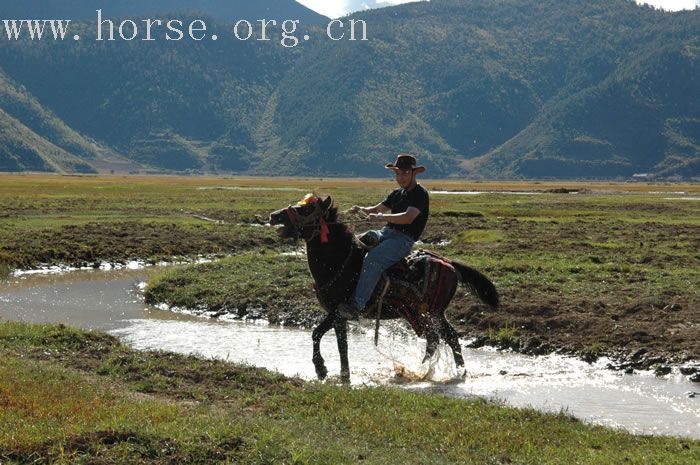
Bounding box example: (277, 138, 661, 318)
(636, 0, 699, 10)
(296, 0, 698, 18)
(296, 0, 426, 19)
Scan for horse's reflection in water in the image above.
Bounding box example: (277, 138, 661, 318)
(270, 194, 499, 383)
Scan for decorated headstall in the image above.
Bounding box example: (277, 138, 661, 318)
(284, 193, 329, 243)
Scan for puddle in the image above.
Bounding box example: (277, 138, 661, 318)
(0, 268, 698, 439)
(430, 191, 543, 195)
(11, 258, 213, 278)
(280, 247, 306, 257)
(197, 186, 305, 191)
(416, 240, 451, 247)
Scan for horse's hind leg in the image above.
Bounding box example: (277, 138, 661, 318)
(440, 318, 464, 368)
(422, 329, 440, 364)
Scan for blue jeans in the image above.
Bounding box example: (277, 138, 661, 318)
(352, 227, 415, 309)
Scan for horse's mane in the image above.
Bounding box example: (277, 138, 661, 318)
(324, 202, 353, 238)
(325, 203, 339, 223)
(299, 193, 353, 240)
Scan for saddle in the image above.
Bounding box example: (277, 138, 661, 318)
(357, 230, 446, 286)
(385, 252, 431, 285)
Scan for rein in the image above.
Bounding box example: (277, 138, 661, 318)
(283, 204, 373, 242)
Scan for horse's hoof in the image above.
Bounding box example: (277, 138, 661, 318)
(340, 370, 351, 384)
(315, 365, 328, 380)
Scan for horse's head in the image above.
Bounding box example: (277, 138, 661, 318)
(269, 193, 335, 242)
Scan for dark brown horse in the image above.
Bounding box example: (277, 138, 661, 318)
(269, 194, 499, 382)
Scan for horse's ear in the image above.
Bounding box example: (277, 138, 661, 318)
(322, 196, 332, 211)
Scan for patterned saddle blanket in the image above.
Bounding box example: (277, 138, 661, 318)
(367, 250, 458, 336)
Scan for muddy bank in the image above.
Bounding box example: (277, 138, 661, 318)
(448, 293, 699, 377)
(0, 220, 276, 272)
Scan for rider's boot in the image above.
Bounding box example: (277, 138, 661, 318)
(337, 302, 361, 321)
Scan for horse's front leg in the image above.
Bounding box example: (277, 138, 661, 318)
(334, 318, 350, 383)
(312, 313, 335, 380)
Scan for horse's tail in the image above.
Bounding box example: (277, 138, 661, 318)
(451, 260, 500, 310)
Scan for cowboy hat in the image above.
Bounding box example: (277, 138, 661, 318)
(385, 153, 426, 174)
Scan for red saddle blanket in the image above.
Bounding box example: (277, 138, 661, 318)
(367, 250, 457, 337)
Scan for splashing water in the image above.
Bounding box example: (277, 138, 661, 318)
(361, 321, 464, 382)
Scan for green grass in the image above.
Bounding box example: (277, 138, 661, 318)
(0, 321, 698, 464)
(489, 323, 520, 346)
(452, 229, 504, 244)
(0, 175, 298, 270)
(145, 251, 319, 325)
(0, 262, 10, 279)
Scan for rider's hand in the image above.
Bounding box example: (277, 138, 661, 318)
(350, 205, 362, 214)
(369, 212, 384, 220)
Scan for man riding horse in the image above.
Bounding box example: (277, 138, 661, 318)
(269, 166, 498, 380)
(337, 153, 429, 320)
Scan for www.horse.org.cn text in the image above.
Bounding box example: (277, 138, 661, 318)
(0, 9, 369, 47)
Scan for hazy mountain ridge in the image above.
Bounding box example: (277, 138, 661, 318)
(262, 0, 699, 178)
(0, 15, 301, 173)
(0, 0, 698, 178)
(0, 70, 122, 173)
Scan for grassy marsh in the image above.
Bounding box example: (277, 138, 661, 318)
(2, 174, 698, 366)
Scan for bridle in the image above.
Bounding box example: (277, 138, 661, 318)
(281, 196, 364, 292)
(283, 198, 329, 243)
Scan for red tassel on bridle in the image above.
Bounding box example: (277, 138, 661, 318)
(314, 198, 329, 243)
(319, 217, 329, 243)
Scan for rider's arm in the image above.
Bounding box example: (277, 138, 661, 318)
(355, 203, 390, 214)
(373, 206, 420, 225)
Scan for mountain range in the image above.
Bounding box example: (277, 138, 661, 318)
(0, 0, 698, 179)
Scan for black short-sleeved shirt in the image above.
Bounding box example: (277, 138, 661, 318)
(381, 183, 430, 241)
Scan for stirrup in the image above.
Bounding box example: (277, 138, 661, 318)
(337, 302, 360, 321)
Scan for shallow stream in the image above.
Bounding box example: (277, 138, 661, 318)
(0, 266, 697, 439)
